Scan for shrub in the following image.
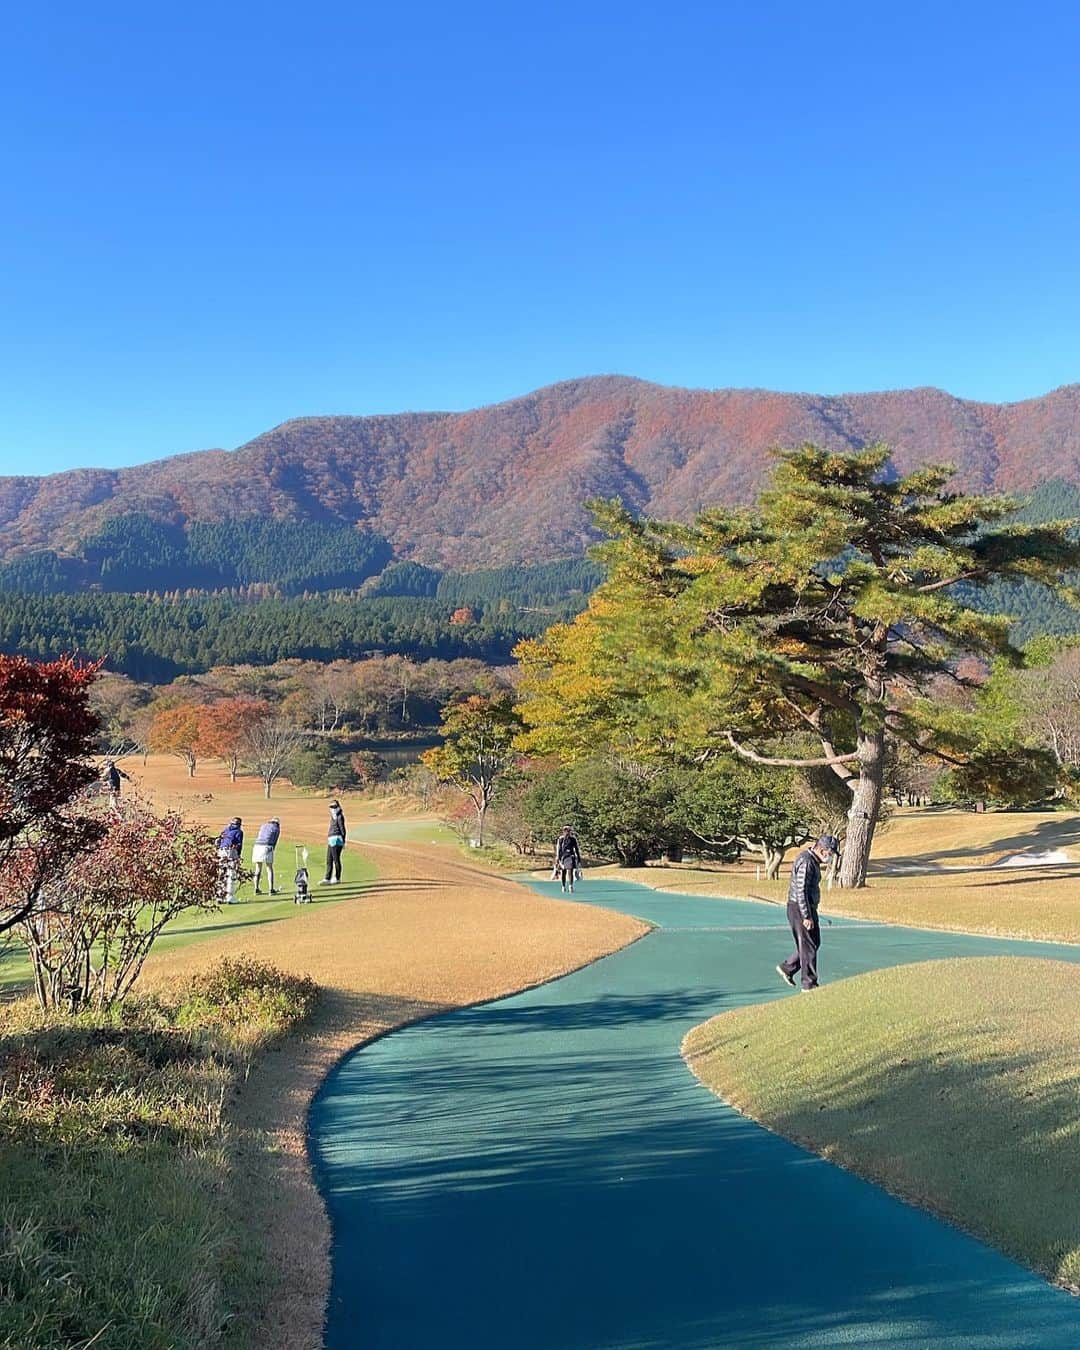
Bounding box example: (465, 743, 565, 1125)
(0, 957, 319, 1349)
(177, 954, 319, 1034)
(288, 742, 359, 790)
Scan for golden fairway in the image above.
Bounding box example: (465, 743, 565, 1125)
(127, 755, 647, 1349)
(607, 806, 1080, 944)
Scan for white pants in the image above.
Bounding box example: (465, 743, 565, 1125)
(219, 849, 239, 902)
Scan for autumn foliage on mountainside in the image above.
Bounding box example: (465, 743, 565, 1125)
(6, 377, 1080, 567)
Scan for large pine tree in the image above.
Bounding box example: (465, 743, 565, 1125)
(516, 446, 1080, 887)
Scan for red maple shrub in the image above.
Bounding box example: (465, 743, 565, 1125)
(18, 796, 224, 1011)
(0, 654, 103, 935)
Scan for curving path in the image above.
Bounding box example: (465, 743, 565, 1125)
(309, 877, 1080, 1348)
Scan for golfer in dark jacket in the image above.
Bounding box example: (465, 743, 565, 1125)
(323, 800, 347, 884)
(554, 826, 581, 893)
(776, 835, 839, 991)
(102, 758, 130, 810)
(217, 818, 244, 905)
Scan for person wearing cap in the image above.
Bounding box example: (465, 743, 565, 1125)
(323, 799, 347, 885)
(252, 817, 281, 895)
(217, 817, 244, 904)
(776, 835, 839, 991)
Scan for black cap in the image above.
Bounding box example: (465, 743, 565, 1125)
(817, 835, 840, 854)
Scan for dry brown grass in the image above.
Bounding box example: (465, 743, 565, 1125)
(600, 806, 1080, 944)
(129, 756, 647, 1349)
(613, 864, 1080, 943)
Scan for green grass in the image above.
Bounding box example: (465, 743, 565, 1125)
(351, 818, 456, 845)
(0, 957, 319, 1350)
(683, 957, 1080, 1291)
(456, 840, 529, 871)
(0, 841, 378, 990)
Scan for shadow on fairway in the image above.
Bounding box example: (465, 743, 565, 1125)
(899, 815, 1080, 866)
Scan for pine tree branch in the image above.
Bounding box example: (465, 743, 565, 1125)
(917, 570, 985, 594)
(785, 672, 860, 714)
(726, 731, 861, 768)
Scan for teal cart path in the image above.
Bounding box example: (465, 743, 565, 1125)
(309, 877, 1080, 1348)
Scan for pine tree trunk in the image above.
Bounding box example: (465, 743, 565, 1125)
(764, 848, 784, 880)
(838, 732, 885, 888)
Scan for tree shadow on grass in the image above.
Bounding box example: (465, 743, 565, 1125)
(884, 816, 1080, 867)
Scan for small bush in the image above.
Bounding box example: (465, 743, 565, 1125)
(177, 954, 319, 1033)
(287, 742, 359, 790)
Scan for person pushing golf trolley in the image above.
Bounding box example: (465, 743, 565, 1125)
(293, 845, 313, 904)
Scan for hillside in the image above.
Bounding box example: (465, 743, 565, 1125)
(6, 376, 1080, 568)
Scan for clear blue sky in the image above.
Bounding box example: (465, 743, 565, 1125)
(2, 1, 1079, 473)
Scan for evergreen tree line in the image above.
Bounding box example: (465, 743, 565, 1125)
(432, 558, 605, 608)
(364, 557, 605, 607)
(0, 514, 394, 596)
(0, 514, 606, 612)
(0, 592, 579, 681)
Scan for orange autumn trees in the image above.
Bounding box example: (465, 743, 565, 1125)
(147, 703, 205, 776)
(196, 698, 272, 781)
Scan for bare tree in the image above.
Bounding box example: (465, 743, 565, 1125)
(242, 715, 307, 798)
(1020, 647, 1080, 770)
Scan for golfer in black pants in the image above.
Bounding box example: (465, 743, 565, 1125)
(776, 835, 839, 992)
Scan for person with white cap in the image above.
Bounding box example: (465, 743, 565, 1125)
(776, 834, 839, 992)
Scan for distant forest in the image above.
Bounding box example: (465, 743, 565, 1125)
(963, 479, 1080, 642)
(0, 515, 393, 596)
(0, 514, 603, 680)
(0, 593, 584, 681)
(0, 483, 1075, 679)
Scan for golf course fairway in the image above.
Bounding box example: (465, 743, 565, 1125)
(309, 876, 1080, 1348)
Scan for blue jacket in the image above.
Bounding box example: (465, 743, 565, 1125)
(218, 824, 244, 856)
(787, 848, 821, 921)
(255, 821, 280, 847)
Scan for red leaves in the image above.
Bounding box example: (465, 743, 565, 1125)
(21, 794, 223, 1010)
(0, 655, 102, 932)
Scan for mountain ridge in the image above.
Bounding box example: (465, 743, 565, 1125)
(5, 375, 1080, 567)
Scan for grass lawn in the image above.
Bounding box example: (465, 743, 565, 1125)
(618, 863, 1080, 944)
(684, 956, 1080, 1292)
(0, 957, 319, 1350)
(0, 841, 378, 990)
(600, 805, 1080, 944)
